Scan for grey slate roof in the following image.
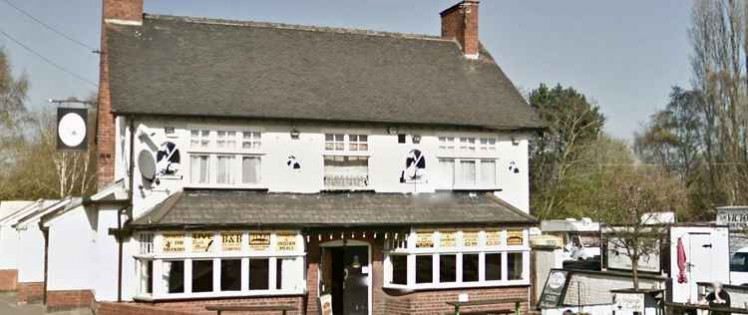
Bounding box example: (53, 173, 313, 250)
(130, 190, 537, 229)
(107, 14, 544, 131)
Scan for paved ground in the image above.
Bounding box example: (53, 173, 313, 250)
(0, 292, 93, 315)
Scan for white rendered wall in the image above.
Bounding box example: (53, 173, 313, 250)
(128, 117, 532, 218)
(16, 221, 45, 283)
(47, 206, 95, 291)
(0, 225, 20, 270)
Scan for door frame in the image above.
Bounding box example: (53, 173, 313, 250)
(319, 240, 372, 315)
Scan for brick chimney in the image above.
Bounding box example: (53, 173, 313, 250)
(440, 0, 480, 59)
(96, 0, 143, 188)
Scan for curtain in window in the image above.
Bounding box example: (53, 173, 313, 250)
(480, 160, 496, 186)
(191, 155, 209, 184)
(439, 159, 454, 187)
(458, 160, 476, 186)
(217, 156, 234, 184)
(242, 156, 260, 184)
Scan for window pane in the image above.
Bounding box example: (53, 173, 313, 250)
(480, 160, 496, 186)
(164, 260, 184, 293)
(276, 258, 296, 290)
(485, 253, 502, 281)
(439, 159, 454, 187)
(242, 157, 260, 184)
(463, 254, 479, 282)
(391, 255, 407, 285)
(192, 260, 214, 293)
(416, 255, 433, 284)
(217, 156, 234, 184)
(139, 260, 153, 295)
(439, 255, 456, 283)
(221, 259, 241, 291)
(458, 160, 476, 186)
(249, 258, 269, 290)
(191, 155, 209, 184)
(508, 253, 523, 280)
(324, 156, 369, 188)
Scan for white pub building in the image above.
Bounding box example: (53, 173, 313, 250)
(39, 0, 544, 314)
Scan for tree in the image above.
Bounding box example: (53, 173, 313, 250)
(602, 168, 686, 289)
(528, 83, 606, 219)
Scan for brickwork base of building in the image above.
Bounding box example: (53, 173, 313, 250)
(380, 286, 529, 315)
(46, 290, 95, 312)
(0, 269, 18, 291)
(17, 282, 43, 304)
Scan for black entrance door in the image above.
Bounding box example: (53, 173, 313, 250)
(329, 246, 369, 315)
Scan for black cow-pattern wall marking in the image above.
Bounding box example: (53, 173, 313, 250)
(508, 161, 520, 174)
(156, 141, 180, 176)
(400, 149, 427, 183)
(287, 155, 301, 170)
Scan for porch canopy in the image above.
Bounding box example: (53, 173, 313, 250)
(130, 190, 537, 230)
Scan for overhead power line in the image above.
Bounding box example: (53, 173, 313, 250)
(0, 0, 98, 52)
(0, 28, 97, 87)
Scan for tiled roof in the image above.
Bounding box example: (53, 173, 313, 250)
(130, 190, 537, 229)
(107, 14, 543, 131)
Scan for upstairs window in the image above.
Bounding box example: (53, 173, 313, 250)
(439, 137, 456, 151)
(438, 158, 497, 189)
(325, 133, 369, 154)
(459, 137, 476, 151)
(479, 138, 497, 151)
(324, 156, 369, 189)
(188, 129, 263, 187)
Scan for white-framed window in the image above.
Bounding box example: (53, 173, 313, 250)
(438, 137, 456, 151)
(438, 158, 498, 189)
(324, 133, 369, 154)
(383, 228, 529, 290)
(459, 137, 476, 151)
(322, 133, 370, 189)
(139, 233, 154, 254)
(188, 129, 263, 187)
(479, 137, 497, 151)
(134, 231, 305, 300)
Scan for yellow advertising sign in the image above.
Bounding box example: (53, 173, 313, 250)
(221, 232, 242, 252)
(416, 230, 434, 248)
(507, 230, 524, 246)
(249, 232, 271, 251)
(162, 233, 185, 253)
(192, 232, 214, 252)
(462, 231, 479, 247)
(486, 230, 502, 247)
(276, 233, 297, 251)
(440, 230, 456, 248)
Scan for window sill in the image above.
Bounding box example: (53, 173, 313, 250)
(183, 184, 268, 190)
(382, 280, 530, 291)
(134, 288, 306, 301)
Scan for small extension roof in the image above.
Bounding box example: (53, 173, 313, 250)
(107, 14, 543, 131)
(131, 190, 537, 230)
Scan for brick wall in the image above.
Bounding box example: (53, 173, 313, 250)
(380, 286, 529, 315)
(0, 269, 18, 291)
(97, 0, 143, 188)
(150, 296, 304, 315)
(46, 289, 96, 312)
(440, 0, 480, 57)
(17, 282, 44, 304)
(98, 302, 194, 315)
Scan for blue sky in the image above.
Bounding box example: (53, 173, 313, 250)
(0, 0, 692, 139)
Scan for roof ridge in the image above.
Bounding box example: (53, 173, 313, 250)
(143, 13, 452, 42)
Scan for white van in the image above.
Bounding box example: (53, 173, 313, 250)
(731, 247, 748, 285)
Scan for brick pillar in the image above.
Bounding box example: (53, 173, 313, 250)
(305, 238, 320, 314)
(440, 0, 480, 59)
(96, 0, 143, 188)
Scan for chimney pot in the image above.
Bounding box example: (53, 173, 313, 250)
(440, 0, 480, 59)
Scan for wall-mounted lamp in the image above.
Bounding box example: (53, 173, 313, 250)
(290, 128, 300, 139)
(511, 137, 520, 146)
(387, 126, 399, 135)
(412, 134, 421, 144)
